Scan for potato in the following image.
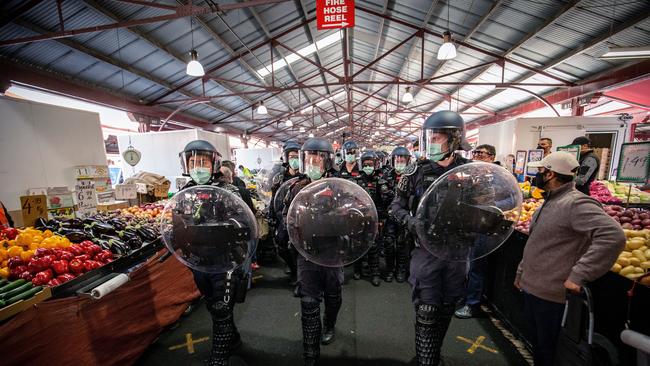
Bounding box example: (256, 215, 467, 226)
(617, 257, 631, 267)
(632, 249, 647, 262)
(620, 265, 636, 276)
(612, 263, 623, 272)
(645, 249, 650, 259)
(620, 251, 633, 258)
(641, 261, 650, 270)
(630, 258, 642, 267)
(625, 273, 644, 280)
(627, 239, 646, 250)
(641, 276, 650, 286)
(634, 267, 646, 274)
(640, 246, 648, 252)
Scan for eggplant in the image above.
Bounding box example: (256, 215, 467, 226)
(108, 240, 127, 255)
(108, 219, 127, 231)
(63, 218, 84, 229)
(34, 217, 48, 229)
(136, 227, 158, 241)
(126, 237, 143, 251)
(64, 230, 93, 243)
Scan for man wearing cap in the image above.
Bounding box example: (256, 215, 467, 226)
(514, 152, 624, 366)
(572, 136, 600, 195)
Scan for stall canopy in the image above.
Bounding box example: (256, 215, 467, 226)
(0, 0, 648, 148)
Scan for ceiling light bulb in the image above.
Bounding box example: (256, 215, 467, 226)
(300, 127, 305, 132)
(437, 31, 457, 60)
(308, 132, 314, 138)
(387, 116, 396, 125)
(256, 101, 268, 115)
(379, 124, 385, 130)
(186, 50, 205, 77)
(402, 87, 414, 104)
(285, 119, 293, 127)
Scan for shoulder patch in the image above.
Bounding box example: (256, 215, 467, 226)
(403, 163, 418, 176)
(272, 173, 283, 185)
(397, 174, 410, 193)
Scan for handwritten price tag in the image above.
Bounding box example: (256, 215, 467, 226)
(20, 195, 47, 227)
(115, 184, 137, 199)
(617, 142, 650, 183)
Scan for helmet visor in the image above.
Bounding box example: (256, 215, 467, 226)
(180, 150, 221, 176)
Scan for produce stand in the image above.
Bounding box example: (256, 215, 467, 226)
(0, 248, 200, 366)
(485, 229, 650, 365)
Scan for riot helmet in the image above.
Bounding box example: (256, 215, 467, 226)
(391, 146, 412, 174)
(300, 138, 334, 181)
(420, 111, 470, 162)
(283, 140, 301, 170)
(179, 140, 222, 184)
(359, 150, 379, 176)
(342, 140, 359, 164)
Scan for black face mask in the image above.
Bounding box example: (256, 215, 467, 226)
(533, 170, 551, 189)
(536, 145, 543, 150)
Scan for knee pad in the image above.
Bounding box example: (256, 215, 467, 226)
(416, 304, 437, 325)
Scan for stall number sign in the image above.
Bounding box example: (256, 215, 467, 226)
(75, 180, 98, 218)
(115, 184, 137, 200)
(317, 0, 355, 29)
(617, 142, 650, 183)
(20, 195, 47, 227)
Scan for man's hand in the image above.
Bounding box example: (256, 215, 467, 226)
(564, 279, 581, 293)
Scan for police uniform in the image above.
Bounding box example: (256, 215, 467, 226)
(269, 163, 300, 279)
(382, 167, 410, 282)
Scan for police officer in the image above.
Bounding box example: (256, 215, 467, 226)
(389, 111, 472, 366)
(178, 140, 251, 366)
(383, 146, 412, 283)
(338, 140, 360, 179)
(282, 138, 343, 366)
(353, 150, 391, 286)
(269, 140, 302, 282)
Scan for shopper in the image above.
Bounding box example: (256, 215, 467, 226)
(390, 110, 472, 366)
(455, 144, 499, 319)
(537, 137, 553, 157)
(282, 138, 343, 366)
(177, 140, 253, 365)
(0, 201, 14, 228)
(222, 160, 256, 214)
(514, 151, 625, 366)
(218, 166, 234, 184)
(572, 136, 600, 195)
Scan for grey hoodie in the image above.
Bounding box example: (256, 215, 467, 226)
(516, 182, 625, 303)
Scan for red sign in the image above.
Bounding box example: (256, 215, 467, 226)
(316, 0, 355, 30)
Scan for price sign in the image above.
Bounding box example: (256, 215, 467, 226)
(154, 184, 169, 198)
(526, 149, 544, 176)
(136, 183, 148, 194)
(617, 142, 650, 183)
(514, 150, 527, 175)
(316, 0, 355, 30)
(75, 180, 97, 218)
(115, 184, 137, 200)
(20, 195, 47, 227)
(556, 144, 581, 161)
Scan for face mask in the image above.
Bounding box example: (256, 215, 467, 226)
(288, 158, 300, 170)
(414, 151, 421, 159)
(345, 154, 356, 163)
(362, 166, 374, 175)
(306, 165, 323, 180)
(190, 167, 212, 184)
(536, 145, 543, 150)
(426, 143, 446, 162)
(395, 162, 406, 174)
(533, 170, 552, 190)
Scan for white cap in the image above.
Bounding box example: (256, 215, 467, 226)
(528, 151, 579, 176)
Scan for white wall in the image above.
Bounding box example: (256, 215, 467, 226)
(478, 119, 517, 162)
(233, 148, 282, 171)
(117, 129, 230, 191)
(0, 96, 107, 211)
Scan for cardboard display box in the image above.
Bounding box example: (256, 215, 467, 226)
(97, 201, 129, 212)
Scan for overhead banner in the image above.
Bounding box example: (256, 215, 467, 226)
(317, 0, 355, 30)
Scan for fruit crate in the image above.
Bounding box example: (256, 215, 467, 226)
(50, 238, 163, 298)
(0, 286, 51, 322)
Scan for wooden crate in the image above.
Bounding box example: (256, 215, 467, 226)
(0, 286, 52, 322)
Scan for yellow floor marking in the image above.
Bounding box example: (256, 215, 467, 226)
(456, 335, 499, 355)
(168, 333, 210, 354)
(252, 275, 264, 283)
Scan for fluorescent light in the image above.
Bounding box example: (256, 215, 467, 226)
(186, 50, 205, 77)
(600, 46, 650, 60)
(285, 119, 293, 127)
(437, 31, 457, 60)
(256, 101, 267, 115)
(257, 32, 342, 77)
(402, 87, 414, 104)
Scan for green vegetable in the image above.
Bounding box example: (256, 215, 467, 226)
(0, 279, 8, 287)
(0, 279, 27, 293)
(0, 282, 33, 300)
(5, 286, 42, 306)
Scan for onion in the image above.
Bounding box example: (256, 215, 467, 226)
(632, 219, 642, 225)
(642, 219, 650, 226)
(613, 216, 620, 222)
(620, 216, 632, 223)
(634, 225, 642, 230)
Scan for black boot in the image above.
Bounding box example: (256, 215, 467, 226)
(353, 261, 362, 280)
(208, 301, 237, 366)
(384, 271, 394, 282)
(322, 292, 342, 345)
(415, 304, 450, 366)
(301, 299, 322, 365)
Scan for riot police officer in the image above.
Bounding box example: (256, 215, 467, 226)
(389, 111, 472, 366)
(383, 146, 412, 283)
(353, 150, 391, 286)
(282, 138, 343, 366)
(269, 140, 302, 282)
(338, 140, 360, 179)
(178, 140, 252, 366)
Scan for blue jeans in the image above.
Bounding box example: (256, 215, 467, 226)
(465, 256, 487, 306)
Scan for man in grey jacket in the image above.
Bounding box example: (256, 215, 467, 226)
(514, 152, 625, 366)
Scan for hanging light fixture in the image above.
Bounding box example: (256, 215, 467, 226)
(387, 115, 396, 125)
(256, 101, 268, 115)
(437, 4, 457, 60)
(186, 19, 205, 76)
(300, 127, 306, 132)
(285, 119, 293, 127)
(308, 132, 314, 138)
(402, 87, 414, 104)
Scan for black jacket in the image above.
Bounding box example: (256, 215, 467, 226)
(575, 150, 600, 195)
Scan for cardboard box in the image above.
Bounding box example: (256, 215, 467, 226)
(73, 165, 109, 179)
(97, 201, 129, 212)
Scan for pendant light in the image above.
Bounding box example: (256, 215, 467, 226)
(186, 19, 205, 77)
(437, 4, 457, 61)
(402, 87, 414, 104)
(387, 115, 396, 125)
(256, 101, 268, 115)
(308, 132, 314, 138)
(300, 127, 306, 132)
(285, 119, 293, 127)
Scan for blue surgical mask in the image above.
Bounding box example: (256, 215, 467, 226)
(394, 162, 406, 174)
(345, 154, 356, 163)
(362, 166, 374, 175)
(414, 151, 421, 159)
(306, 165, 323, 180)
(289, 158, 300, 170)
(427, 143, 446, 162)
(190, 167, 212, 184)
